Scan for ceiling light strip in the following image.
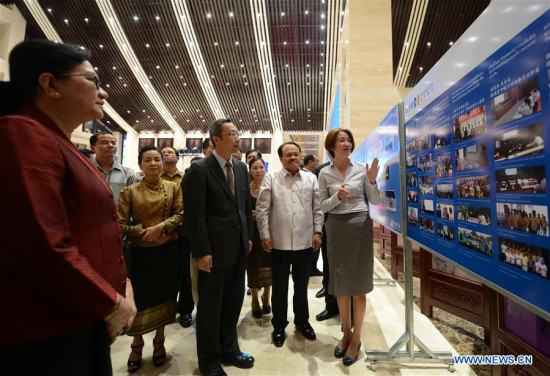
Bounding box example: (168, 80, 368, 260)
(399, 0, 428, 87)
(250, 0, 282, 132)
(170, 0, 225, 119)
(21, 0, 135, 135)
(323, 0, 343, 130)
(96, 0, 183, 135)
(394, 0, 429, 87)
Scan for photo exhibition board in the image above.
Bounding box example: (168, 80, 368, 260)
(404, 10, 550, 317)
(364, 105, 402, 234)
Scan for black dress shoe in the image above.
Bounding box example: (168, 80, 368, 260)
(295, 323, 316, 340)
(316, 309, 338, 321)
(252, 308, 262, 318)
(223, 352, 255, 369)
(310, 268, 324, 277)
(272, 328, 286, 347)
(246, 288, 251, 295)
(203, 367, 227, 376)
(178, 313, 193, 328)
(315, 287, 326, 298)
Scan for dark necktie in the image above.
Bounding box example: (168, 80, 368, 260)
(225, 161, 235, 195)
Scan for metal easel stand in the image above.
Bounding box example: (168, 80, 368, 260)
(365, 239, 455, 372)
(373, 269, 396, 286)
(366, 103, 454, 372)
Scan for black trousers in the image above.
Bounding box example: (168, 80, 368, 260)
(321, 220, 339, 313)
(1, 321, 111, 376)
(271, 248, 314, 329)
(196, 248, 246, 373)
(177, 235, 195, 315)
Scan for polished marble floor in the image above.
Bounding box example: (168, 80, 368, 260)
(110, 256, 475, 375)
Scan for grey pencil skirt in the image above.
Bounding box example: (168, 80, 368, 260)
(326, 211, 374, 296)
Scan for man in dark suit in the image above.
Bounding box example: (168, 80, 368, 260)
(185, 119, 254, 376)
(314, 160, 340, 321)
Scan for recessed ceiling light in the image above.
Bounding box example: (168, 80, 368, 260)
(165, 43, 170, 47)
(112, 66, 116, 70)
(285, 64, 289, 68)
(244, 82, 248, 85)
(214, 42, 218, 46)
(449, 41, 454, 46)
(135, 120, 139, 123)
(127, 110, 130, 113)
(229, 11, 234, 17)
(133, 16, 139, 21)
(240, 64, 244, 68)
(156, 65, 160, 69)
(151, 120, 154, 123)
(47, 8, 52, 13)
(145, 43, 150, 48)
(291, 119, 295, 122)
(105, 84, 110, 88)
(118, 76, 123, 79)
(320, 82, 323, 85)
(155, 16, 160, 21)
(287, 82, 290, 85)
(284, 41, 287, 45)
(419, 67, 423, 71)
(183, 83, 187, 86)
(94, 67, 98, 70)
(306, 40, 310, 44)
(220, 64, 225, 68)
(142, 109, 146, 112)
(321, 25, 325, 30)
(64, 19, 69, 24)
(226, 82, 230, 86)
(123, 83, 127, 87)
(427, 42, 431, 47)
(165, 83, 169, 86)
(206, 13, 212, 18)
(84, 18, 89, 22)
(175, 65, 179, 69)
(281, 12, 285, 16)
(235, 41, 239, 45)
(305, 10, 309, 15)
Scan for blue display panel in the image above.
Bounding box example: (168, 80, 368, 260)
(405, 11, 550, 315)
(365, 105, 402, 234)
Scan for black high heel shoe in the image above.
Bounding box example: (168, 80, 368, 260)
(127, 342, 144, 373)
(334, 343, 348, 358)
(343, 342, 361, 366)
(261, 295, 271, 314)
(153, 337, 167, 367)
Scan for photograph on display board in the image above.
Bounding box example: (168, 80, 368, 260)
(496, 203, 548, 236)
(435, 124, 452, 149)
(435, 152, 453, 178)
(499, 237, 548, 280)
(458, 226, 492, 257)
(407, 141, 416, 153)
(437, 223, 455, 241)
(420, 217, 435, 234)
(455, 142, 489, 171)
(436, 183, 454, 199)
(417, 153, 434, 172)
(495, 165, 546, 194)
(456, 175, 490, 199)
(157, 138, 173, 150)
(437, 203, 455, 221)
(239, 138, 252, 153)
(408, 206, 418, 226)
(454, 104, 487, 143)
(407, 172, 417, 187)
(418, 175, 434, 195)
(186, 138, 202, 153)
(407, 190, 418, 203)
(417, 134, 432, 152)
(457, 204, 491, 226)
(494, 122, 544, 162)
(384, 191, 397, 211)
(406, 154, 416, 168)
(491, 76, 542, 128)
(138, 138, 155, 151)
(254, 138, 271, 154)
(420, 198, 435, 215)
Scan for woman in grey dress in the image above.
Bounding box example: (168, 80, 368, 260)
(318, 128, 380, 366)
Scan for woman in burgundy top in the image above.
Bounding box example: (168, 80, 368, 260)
(0, 40, 136, 375)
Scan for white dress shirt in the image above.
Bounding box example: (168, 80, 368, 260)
(318, 160, 381, 214)
(256, 168, 323, 251)
(213, 150, 232, 179)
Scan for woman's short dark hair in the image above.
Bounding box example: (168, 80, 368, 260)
(324, 128, 355, 158)
(0, 40, 92, 116)
(248, 157, 265, 170)
(138, 145, 162, 164)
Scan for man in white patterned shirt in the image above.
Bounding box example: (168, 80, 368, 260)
(256, 142, 324, 348)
